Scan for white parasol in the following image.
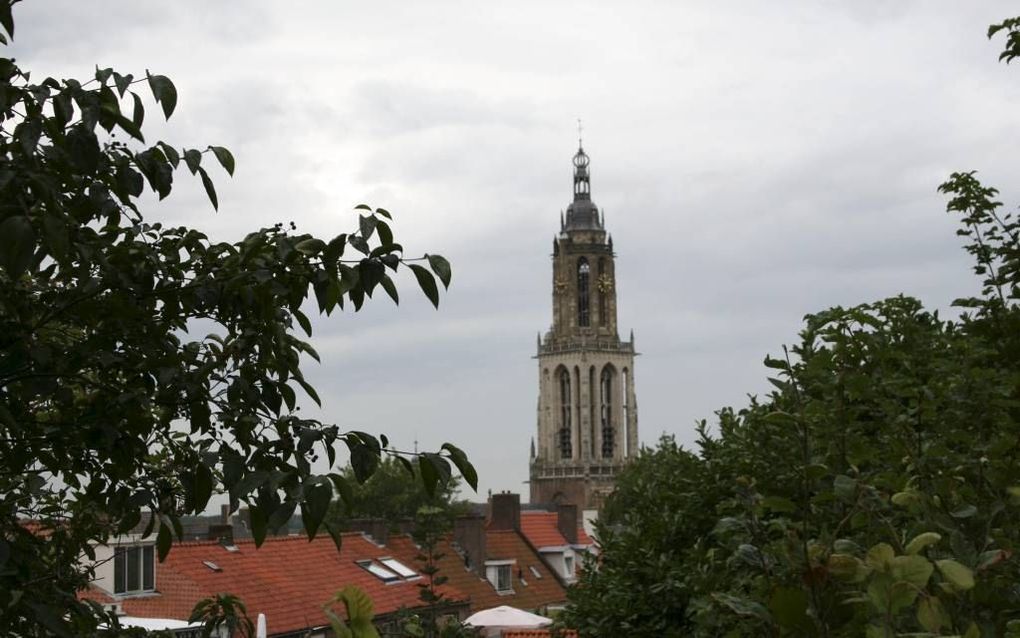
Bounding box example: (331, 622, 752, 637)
(464, 605, 552, 637)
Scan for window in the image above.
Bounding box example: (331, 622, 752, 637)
(600, 367, 614, 458)
(564, 555, 575, 577)
(113, 545, 154, 595)
(379, 557, 418, 578)
(356, 560, 400, 582)
(577, 258, 590, 327)
(496, 564, 512, 592)
(558, 368, 572, 459)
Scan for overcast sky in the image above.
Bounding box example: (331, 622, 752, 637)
(12, 2, 1020, 502)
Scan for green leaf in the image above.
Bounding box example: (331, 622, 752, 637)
(197, 166, 218, 210)
(441, 442, 478, 491)
(296, 376, 321, 406)
(156, 521, 172, 561)
(349, 442, 379, 484)
(192, 464, 214, 513)
(427, 254, 452, 289)
(183, 148, 202, 174)
(325, 520, 345, 555)
(409, 264, 440, 309)
(146, 71, 178, 119)
(905, 532, 941, 555)
(113, 71, 133, 97)
(418, 455, 439, 497)
(249, 504, 268, 547)
(866, 543, 895, 571)
(293, 309, 312, 337)
(157, 142, 179, 169)
(0, 3, 13, 39)
(890, 554, 933, 588)
(208, 146, 235, 176)
(833, 474, 858, 502)
(131, 92, 144, 128)
(950, 504, 977, 518)
(375, 219, 393, 246)
(295, 238, 326, 256)
(114, 113, 145, 142)
(359, 214, 376, 240)
(712, 593, 772, 622)
(379, 273, 399, 305)
(301, 481, 332, 540)
(0, 215, 36, 276)
(936, 559, 975, 590)
(917, 595, 950, 633)
(374, 207, 392, 219)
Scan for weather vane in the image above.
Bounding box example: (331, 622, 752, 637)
(577, 118, 583, 146)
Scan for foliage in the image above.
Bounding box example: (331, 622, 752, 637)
(396, 505, 476, 638)
(565, 17, 1020, 638)
(989, 17, 1020, 64)
(327, 457, 472, 531)
(189, 593, 255, 638)
(0, 4, 476, 635)
(324, 585, 382, 638)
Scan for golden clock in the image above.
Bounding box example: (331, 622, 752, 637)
(597, 273, 613, 293)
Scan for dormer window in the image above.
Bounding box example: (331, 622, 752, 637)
(114, 545, 154, 595)
(485, 560, 516, 594)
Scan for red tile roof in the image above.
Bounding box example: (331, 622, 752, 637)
(519, 512, 592, 549)
(386, 531, 567, 612)
(83, 533, 467, 636)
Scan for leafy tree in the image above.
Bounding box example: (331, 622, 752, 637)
(564, 17, 1020, 638)
(0, 4, 475, 635)
(328, 456, 473, 531)
(189, 593, 255, 638)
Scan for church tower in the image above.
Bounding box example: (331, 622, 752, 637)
(529, 142, 639, 510)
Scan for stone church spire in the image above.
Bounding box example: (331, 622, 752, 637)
(529, 141, 639, 511)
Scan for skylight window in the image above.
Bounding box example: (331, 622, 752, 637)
(356, 560, 400, 582)
(203, 560, 222, 572)
(379, 557, 418, 579)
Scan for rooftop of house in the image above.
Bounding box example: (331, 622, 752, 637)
(82, 532, 468, 636)
(386, 529, 567, 612)
(519, 511, 593, 549)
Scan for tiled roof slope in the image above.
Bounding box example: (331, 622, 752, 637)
(519, 512, 592, 548)
(386, 531, 566, 612)
(84, 533, 467, 636)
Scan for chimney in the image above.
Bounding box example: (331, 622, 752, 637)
(453, 514, 486, 578)
(489, 492, 520, 531)
(557, 504, 578, 544)
(346, 518, 389, 546)
(208, 524, 234, 545)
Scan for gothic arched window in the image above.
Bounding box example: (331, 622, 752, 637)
(577, 258, 590, 327)
(558, 368, 572, 459)
(597, 258, 607, 326)
(600, 366, 614, 458)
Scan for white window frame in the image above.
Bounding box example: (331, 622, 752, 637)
(113, 544, 155, 595)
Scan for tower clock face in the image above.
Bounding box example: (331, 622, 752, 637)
(597, 273, 613, 293)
